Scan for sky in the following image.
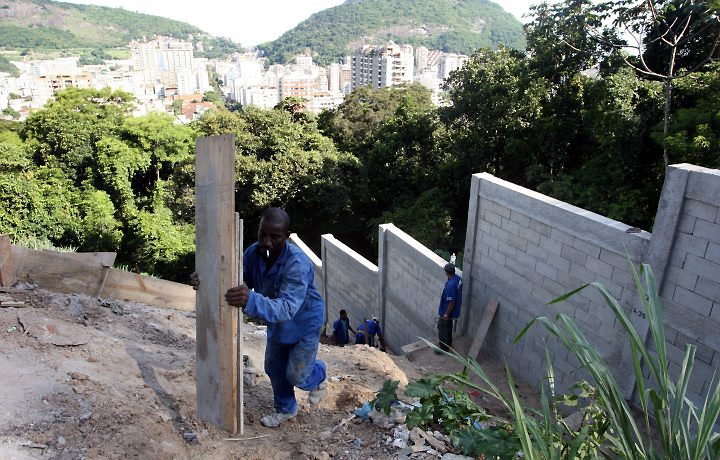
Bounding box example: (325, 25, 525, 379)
(62, 0, 541, 47)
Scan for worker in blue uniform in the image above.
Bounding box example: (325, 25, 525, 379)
(332, 309, 355, 346)
(438, 262, 462, 352)
(355, 317, 386, 352)
(224, 207, 327, 428)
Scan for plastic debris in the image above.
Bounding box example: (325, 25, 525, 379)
(6, 325, 17, 333)
(352, 438, 362, 447)
(354, 401, 372, 420)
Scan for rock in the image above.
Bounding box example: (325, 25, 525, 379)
(57, 436, 66, 446)
(441, 454, 475, 460)
(315, 452, 330, 460)
(68, 372, 89, 381)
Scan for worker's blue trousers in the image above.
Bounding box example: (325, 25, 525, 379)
(264, 334, 326, 415)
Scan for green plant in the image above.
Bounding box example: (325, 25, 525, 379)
(517, 262, 720, 459)
(371, 379, 399, 415)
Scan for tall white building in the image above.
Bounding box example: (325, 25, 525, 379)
(130, 38, 206, 94)
(438, 53, 468, 80)
(350, 42, 414, 90)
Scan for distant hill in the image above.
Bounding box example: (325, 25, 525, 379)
(258, 0, 526, 65)
(0, 0, 242, 58)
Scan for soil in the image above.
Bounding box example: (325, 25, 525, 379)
(0, 286, 539, 460)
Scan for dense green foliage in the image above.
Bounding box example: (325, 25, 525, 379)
(258, 0, 525, 65)
(1, 0, 718, 282)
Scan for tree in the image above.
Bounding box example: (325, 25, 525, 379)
(598, 0, 720, 165)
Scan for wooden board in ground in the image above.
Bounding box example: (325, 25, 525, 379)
(10, 246, 112, 295)
(401, 337, 439, 361)
(100, 269, 196, 311)
(467, 299, 499, 360)
(194, 134, 239, 432)
(0, 234, 15, 287)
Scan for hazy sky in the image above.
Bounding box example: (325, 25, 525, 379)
(62, 0, 542, 47)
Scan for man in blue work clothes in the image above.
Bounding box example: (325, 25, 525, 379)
(225, 207, 327, 428)
(355, 317, 386, 352)
(438, 262, 462, 352)
(332, 309, 355, 346)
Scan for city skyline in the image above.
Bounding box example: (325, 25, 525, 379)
(61, 0, 544, 47)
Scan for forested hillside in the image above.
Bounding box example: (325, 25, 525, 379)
(0, 0, 242, 58)
(0, 0, 717, 282)
(258, 0, 525, 65)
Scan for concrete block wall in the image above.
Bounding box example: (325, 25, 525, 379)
(320, 234, 378, 335)
(462, 173, 651, 395)
(646, 164, 720, 408)
(289, 233, 324, 305)
(378, 224, 460, 354)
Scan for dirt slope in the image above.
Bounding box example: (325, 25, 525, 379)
(0, 285, 537, 459)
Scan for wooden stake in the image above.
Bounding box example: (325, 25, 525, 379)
(235, 214, 244, 434)
(195, 134, 238, 432)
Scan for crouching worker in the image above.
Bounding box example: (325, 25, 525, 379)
(355, 317, 386, 352)
(224, 207, 327, 428)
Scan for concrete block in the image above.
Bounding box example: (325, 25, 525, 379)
(484, 199, 511, 219)
(585, 257, 614, 280)
(675, 232, 710, 259)
(561, 244, 587, 266)
(536, 260, 559, 280)
(684, 199, 719, 222)
(547, 253, 571, 273)
(530, 219, 552, 237)
(540, 235, 563, 255)
(693, 219, 720, 244)
(514, 250, 538, 271)
(508, 235, 528, 252)
(674, 332, 715, 365)
(664, 266, 699, 292)
(684, 164, 720, 204)
(543, 277, 566, 297)
(519, 226, 542, 245)
(712, 303, 720, 324)
(708, 243, 720, 264)
(551, 227, 576, 246)
(573, 239, 602, 259)
(481, 233, 501, 251)
(600, 248, 630, 269)
(527, 243, 549, 262)
(511, 210, 531, 227)
(502, 217, 521, 236)
(696, 277, 720, 304)
(685, 254, 720, 280)
(678, 213, 696, 234)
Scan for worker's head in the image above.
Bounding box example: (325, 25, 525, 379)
(339, 309, 347, 318)
(372, 316, 378, 323)
(444, 263, 455, 278)
(258, 207, 291, 262)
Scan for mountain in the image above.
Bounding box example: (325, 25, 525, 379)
(258, 0, 526, 65)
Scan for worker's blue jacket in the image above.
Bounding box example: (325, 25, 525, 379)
(438, 274, 463, 319)
(243, 241, 325, 344)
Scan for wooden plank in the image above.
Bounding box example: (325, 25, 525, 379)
(400, 337, 439, 361)
(0, 234, 15, 287)
(195, 134, 238, 432)
(467, 299, 499, 360)
(100, 269, 196, 311)
(235, 215, 244, 434)
(11, 246, 107, 295)
(40, 250, 116, 268)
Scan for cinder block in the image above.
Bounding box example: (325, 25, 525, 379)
(708, 243, 720, 264)
(664, 266, 699, 291)
(685, 254, 720, 280)
(502, 217, 521, 236)
(519, 226, 542, 245)
(530, 219, 552, 237)
(712, 303, 720, 324)
(696, 277, 720, 303)
(484, 199, 511, 219)
(693, 219, 720, 244)
(673, 286, 713, 317)
(678, 213, 697, 234)
(674, 332, 715, 365)
(551, 228, 576, 246)
(561, 244, 587, 266)
(600, 248, 630, 270)
(675, 232, 710, 259)
(585, 257, 614, 280)
(508, 235, 528, 252)
(511, 210, 531, 227)
(573, 239, 601, 259)
(536, 260, 559, 280)
(484, 210, 503, 227)
(684, 199, 719, 222)
(540, 235, 563, 255)
(547, 253, 571, 273)
(527, 243, 549, 262)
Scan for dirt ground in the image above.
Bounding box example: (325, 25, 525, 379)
(0, 285, 539, 460)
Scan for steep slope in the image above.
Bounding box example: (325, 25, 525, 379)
(0, 0, 202, 49)
(258, 0, 526, 65)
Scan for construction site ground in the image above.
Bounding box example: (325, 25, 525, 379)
(0, 286, 539, 460)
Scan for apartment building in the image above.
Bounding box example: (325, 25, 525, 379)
(350, 42, 414, 90)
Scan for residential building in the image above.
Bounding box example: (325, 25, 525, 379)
(350, 42, 414, 90)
